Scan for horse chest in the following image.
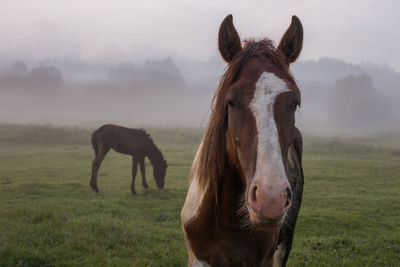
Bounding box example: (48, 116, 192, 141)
(185, 221, 278, 267)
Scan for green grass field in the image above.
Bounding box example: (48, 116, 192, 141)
(0, 124, 399, 266)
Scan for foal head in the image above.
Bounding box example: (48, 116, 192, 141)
(153, 159, 168, 189)
(204, 15, 303, 227)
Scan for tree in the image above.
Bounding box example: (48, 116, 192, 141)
(328, 74, 390, 129)
(29, 66, 63, 89)
(0, 61, 30, 90)
(107, 58, 185, 90)
(9, 61, 28, 76)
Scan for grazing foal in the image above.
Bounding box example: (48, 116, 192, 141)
(90, 124, 167, 194)
(181, 14, 304, 266)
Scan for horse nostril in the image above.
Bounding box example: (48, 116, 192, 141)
(285, 187, 292, 207)
(250, 185, 258, 203)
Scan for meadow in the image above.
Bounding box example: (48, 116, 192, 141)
(0, 124, 399, 266)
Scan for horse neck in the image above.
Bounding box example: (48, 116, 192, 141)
(195, 163, 244, 230)
(145, 142, 164, 167)
(216, 167, 245, 226)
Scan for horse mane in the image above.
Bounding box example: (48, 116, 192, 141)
(195, 38, 291, 193)
(140, 128, 151, 138)
(140, 128, 167, 168)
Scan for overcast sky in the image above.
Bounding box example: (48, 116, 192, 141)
(0, 0, 399, 71)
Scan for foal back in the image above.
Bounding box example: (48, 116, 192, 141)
(92, 124, 151, 155)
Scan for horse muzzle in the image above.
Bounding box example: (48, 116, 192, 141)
(247, 178, 292, 227)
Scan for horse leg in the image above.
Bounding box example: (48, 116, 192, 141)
(139, 157, 148, 189)
(131, 156, 139, 195)
(90, 144, 109, 193)
(273, 240, 289, 267)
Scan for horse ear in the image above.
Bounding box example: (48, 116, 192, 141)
(218, 14, 242, 63)
(277, 16, 303, 64)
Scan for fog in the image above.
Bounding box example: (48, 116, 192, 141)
(292, 58, 400, 134)
(0, 58, 218, 127)
(0, 1, 399, 135)
(1, 55, 399, 135)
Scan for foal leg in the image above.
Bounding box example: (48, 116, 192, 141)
(131, 156, 139, 195)
(139, 157, 148, 189)
(90, 160, 100, 193)
(90, 145, 109, 193)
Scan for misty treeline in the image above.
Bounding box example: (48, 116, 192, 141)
(293, 57, 400, 133)
(0, 56, 399, 133)
(0, 57, 217, 126)
(0, 58, 185, 91)
(0, 61, 63, 91)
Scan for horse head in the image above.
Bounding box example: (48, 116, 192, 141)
(219, 15, 303, 227)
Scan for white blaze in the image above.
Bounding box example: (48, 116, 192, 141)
(249, 72, 290, 183)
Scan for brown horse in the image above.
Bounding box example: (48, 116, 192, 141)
(90, 124, 167, 195)
(181, 14, 304, 266)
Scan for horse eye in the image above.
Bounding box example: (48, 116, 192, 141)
(228, 100, 235, 107)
